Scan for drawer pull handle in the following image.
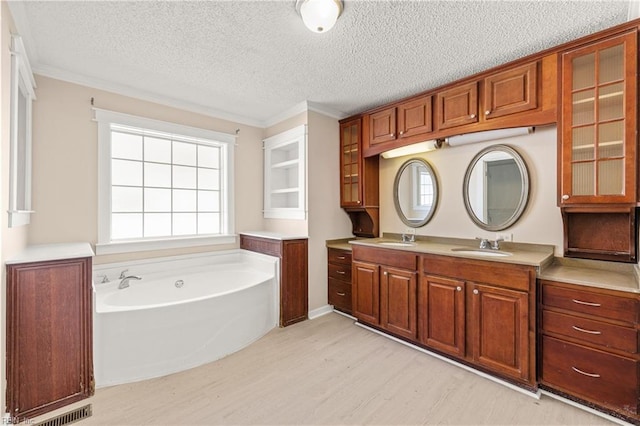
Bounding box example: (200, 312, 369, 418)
(337, 292, 346, 296)
(572, 325, 601, 335)
(337, 256, 346, 260)
(571, 299, 601, 307)
(571, 366, 600, 378)
(336, 271, 346, 275)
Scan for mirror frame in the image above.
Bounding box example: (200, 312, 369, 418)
(462, 144, 530, 231)
(393, 158, 439, 228)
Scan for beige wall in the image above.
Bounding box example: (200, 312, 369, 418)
(29, 75, 265, 264)
(1, 1, 30, 416)
(379, 125, 564, 253)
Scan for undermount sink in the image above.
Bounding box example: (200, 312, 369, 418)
(377, 241, 415, 247)
(450, 248, 512, 257)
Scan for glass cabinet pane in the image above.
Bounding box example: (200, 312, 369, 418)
(598, 82, 624, 121)
(572, 53, 595, 90)
(572, 126, 595, 161)
(572, 89, 595, 125)
(598, 159, 624, 195)
(598, 121, 624, 159)
(599, 44, 623, 84)
(572, 162, 595, 196)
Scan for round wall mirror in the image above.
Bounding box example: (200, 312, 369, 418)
(463, 144, 529, 231)
(393, 158, 439, 227)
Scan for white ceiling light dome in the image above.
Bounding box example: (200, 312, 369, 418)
(296, 0, 343, 33)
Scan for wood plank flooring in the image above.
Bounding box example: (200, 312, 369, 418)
(32, 313, 613, 425)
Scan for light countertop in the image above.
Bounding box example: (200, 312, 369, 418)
(240, 231, 309, 241)
(539, 257, 640, 294)
(6, 242, 94, 265)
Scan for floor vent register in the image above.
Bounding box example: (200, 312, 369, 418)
(34, 405, 92, 426)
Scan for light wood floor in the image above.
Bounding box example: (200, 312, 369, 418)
(35, 313, 614, 425)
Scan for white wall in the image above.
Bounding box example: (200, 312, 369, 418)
(379, 125, 564, 253)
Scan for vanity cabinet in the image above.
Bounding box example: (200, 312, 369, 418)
(327, 248, 352, 314)
(420, 254, 536, 385)
(6, 250, 94, 420)
(418, 275, 465, 357)
(352, 246, 418, 340)
(339, 116, 380, 237)
(559, 30, 637, 205)
(539, 279, 640, 421)
(366, 95, 433, 149)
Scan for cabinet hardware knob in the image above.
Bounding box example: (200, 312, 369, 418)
(336, 270, 346, 275)
(473, 289, 479, 295)
(391, 133, 395, 137)
(456, 286, 462, 292)
(572, 325, 602, 335)
(571, 366, 600, 378)
(572, 299, 601, 307)
(485, 110, 491, 115)
(470, 114, 476, 119)
(562, 194, 570, 200)
(399, 131, 404, 135)
(383, 271, 388, 276)
(337, 292, 346, 296)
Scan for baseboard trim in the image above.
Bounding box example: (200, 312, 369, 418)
(540, 390, 634, 426)
(355, 321, 541, 400)
(308, 305, 333, 320)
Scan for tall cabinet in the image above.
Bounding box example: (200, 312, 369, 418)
(6, 244, 94, 420)
(559, 29, 639, 262)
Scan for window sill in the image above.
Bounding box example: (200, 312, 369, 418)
(8, 210, 34, 228)
(95, 234, 237, 255)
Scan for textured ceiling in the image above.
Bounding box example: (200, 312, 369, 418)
(8, 0, 633, 127)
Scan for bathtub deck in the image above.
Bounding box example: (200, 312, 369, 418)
(31, 313, 609, 425)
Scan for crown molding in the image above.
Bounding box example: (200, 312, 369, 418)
(32, 64, 266, 128)
(262, 100, 346, 128)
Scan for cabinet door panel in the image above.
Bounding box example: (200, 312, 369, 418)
(380, 267, 417, 340)
(418, 275, 465, 357)
(340, 118, 362, 207)
(352, 261, 380, 325)
(398, 95, 432, 139)
(471, 283, 529, 382)
(369, 107, 397, 145)
(436, 82, 478, 129)
(484, 62, 538, 119)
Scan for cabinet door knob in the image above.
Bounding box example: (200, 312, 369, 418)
(383, 271, 388, 276)
(399, 131, 404, 135)
(485, 110, 491, 115)
(562, 194, 570, 200)
(473, 289, 479, 295)
(456, 286, 462, 292)
(470, 114, 476, 119)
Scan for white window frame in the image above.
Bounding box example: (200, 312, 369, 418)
(94, 108, 236, 255)
(412, 164, 433, 211)
(8, 35, 36, 227)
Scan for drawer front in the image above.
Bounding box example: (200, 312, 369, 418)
(328, 263, 352, 282)
(541, 282, 638, 323)
(541, 336, 639, 413)
(353, 246, 417, 270)
(328, 249, 352, 266)
(329, 278, 352, 313)
(543, 310, 638, 354)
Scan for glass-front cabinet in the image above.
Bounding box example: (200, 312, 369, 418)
(340, 118, 362, 207)
(560, 30, 637, 204)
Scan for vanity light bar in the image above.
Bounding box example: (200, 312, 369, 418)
(380, 139, 442, 159)
(446, 127, 534, 147)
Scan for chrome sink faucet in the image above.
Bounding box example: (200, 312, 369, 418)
(401, 233, 415, 243)
(491, 238, 504, 250)
(476, 237, 490, 249)
(118, 275, 141, 289)
(476, 237, 504, 250)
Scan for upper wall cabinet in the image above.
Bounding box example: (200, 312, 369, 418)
(263, 125, 307, 220)
(559, 30, 637, 205)
(483, 62, 538, 120)
(366, 95, 433, 150)
(435, 81, 479, 130)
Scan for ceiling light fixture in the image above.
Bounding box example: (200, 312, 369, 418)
(296, 0, 343, 33)
(381, 140, 443, 159)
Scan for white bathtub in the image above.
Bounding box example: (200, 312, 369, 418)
(93, 249, 279, 387)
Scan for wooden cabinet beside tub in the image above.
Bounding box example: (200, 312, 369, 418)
(240, 233, 308, 327)
(6, 244, 94, 420)
(538, 279, 640, 421)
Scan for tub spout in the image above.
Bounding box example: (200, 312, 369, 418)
(118, 275, 141, 289)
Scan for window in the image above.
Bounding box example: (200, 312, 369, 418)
(413, 165, 434, 210)
(8, 35, 36, 227)
(95, 109, 235, 254)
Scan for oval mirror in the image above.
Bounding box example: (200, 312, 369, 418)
(393, 158, 439, 227)
(463, 144, 529, 231)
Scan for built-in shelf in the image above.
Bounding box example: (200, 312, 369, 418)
(263, 125, 307, 220)
(572, 140, 623, 149)
(572, 90, 623, 105)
